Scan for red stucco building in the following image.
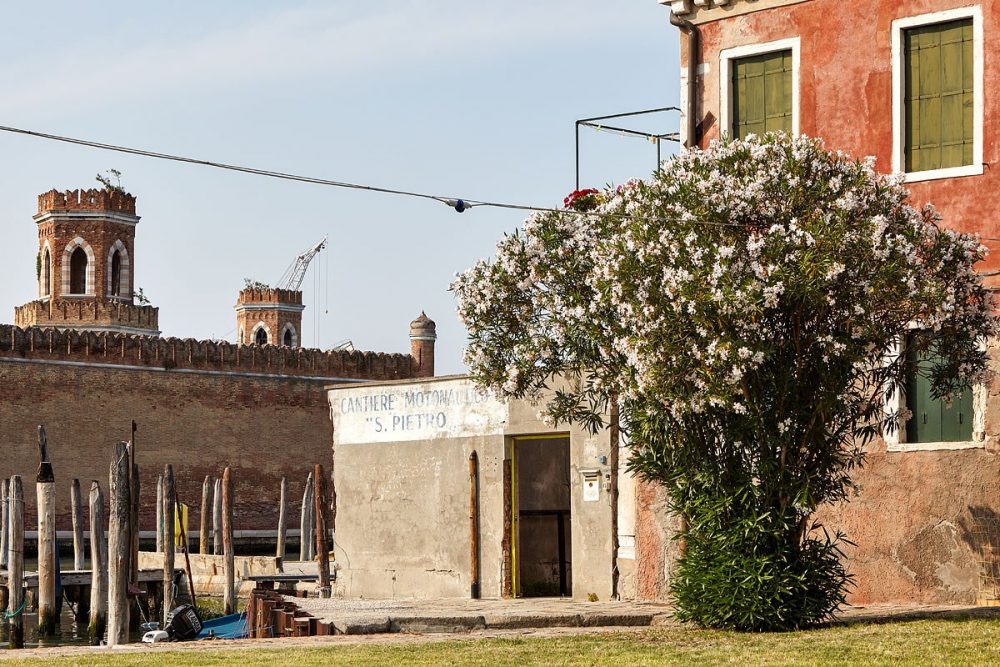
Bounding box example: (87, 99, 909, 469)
(649, 0, 1000, 605)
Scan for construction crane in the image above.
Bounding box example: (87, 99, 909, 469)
(276, 236, 327, 291)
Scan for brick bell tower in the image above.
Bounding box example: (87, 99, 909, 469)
(14, 188, 160, 335)
(235, 288, 304, 347)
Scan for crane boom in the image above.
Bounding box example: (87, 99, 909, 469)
(276, 236, 327, 291)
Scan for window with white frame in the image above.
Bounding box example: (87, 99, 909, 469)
(720, 38, 800, 140)
(884, 334, 985, 452)
(892, 6, 984, 182)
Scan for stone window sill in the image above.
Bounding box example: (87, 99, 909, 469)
(887, 440, 984, 453)
(902, 163, 984, 184)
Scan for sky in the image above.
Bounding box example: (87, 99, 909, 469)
(0, 1, 681, 374)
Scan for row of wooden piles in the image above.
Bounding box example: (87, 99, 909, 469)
(0, 426, 240, 649)
(247, 587, 333, 638)
(0, 424, 334, 649)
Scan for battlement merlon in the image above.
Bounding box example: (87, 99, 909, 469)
(14, 299, 160, 335)
(35, 188, 139, 222)
(0, 324, 421, 382)
(235, 288, 304, 309)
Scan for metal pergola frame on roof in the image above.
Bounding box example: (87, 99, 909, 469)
(575, 107, 681, 190)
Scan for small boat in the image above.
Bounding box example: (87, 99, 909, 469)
(196, 612, 248, 640)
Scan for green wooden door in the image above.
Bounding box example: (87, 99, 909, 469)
(904, 19, 974, 172)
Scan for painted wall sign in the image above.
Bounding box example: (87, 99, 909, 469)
(329, 378, 508, 444)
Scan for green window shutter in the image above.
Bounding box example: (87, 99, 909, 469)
(732, 50, 793, 140)
(905, 346, 940, 443)
(904, 19, 974, 172)
(940, 385, 974, 442)
(905, 341, 974, 443)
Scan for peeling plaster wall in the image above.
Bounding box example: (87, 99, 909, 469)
(671, 0, 1000, 604)
(687, 0, 1000, 277)
(821, 345, 1000, 606)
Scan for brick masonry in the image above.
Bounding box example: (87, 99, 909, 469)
(235, 288, 304, 347)
(0, 319, 436, 532)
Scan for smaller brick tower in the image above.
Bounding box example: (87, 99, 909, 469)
(235, 288, 304, 347)
(15, 188, 160, 335)
(409, 311, 436, 378)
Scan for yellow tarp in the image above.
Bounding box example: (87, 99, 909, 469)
(174, 502, 188, 547)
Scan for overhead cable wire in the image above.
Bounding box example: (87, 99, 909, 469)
(0, 123, 745, 229)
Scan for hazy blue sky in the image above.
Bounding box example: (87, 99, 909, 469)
(0, 1, 681, 374)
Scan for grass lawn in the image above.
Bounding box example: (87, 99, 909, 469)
(3, 618, 998, 666)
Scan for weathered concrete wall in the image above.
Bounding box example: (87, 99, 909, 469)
(328, 376, 621, 601)
(329, 376, 508, 599)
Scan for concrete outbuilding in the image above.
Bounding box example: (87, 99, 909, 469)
(327, 376, 668, 601)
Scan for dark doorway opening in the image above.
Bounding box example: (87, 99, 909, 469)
(255, 327, 268, 346)
(512, 435, 571, 597)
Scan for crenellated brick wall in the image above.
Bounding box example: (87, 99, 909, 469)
(0, 323, 428, 532)
(37, 188, 137, 216)
(0, 325, 418, 381)
(237, 288, 302, 306)
(15, 299, 159, 333)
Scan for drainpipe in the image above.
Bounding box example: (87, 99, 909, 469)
(669, 11, 695, 558)
(670, 12, 700, 149)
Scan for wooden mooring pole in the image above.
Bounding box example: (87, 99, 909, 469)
(0, 482, 5, 614)
(108, 440, 131, 646)
(88, 480, 108, 644)
(222, 467, 235, 615)
(155, 473, 164, 553)
(7, 476, 24, 649)
(71, 478, 85, 571)
(314, 465, 330, 598)
(212, 477, 222, 556)
(199, 476, 210, 555)
(300, 471, 314, 562)
(36, 426, 58, 636)
(162, 465, 176, 624)
(0, 478, 8, 571)
(276, 477, 287, 562)
(128, 435, 141, 630)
